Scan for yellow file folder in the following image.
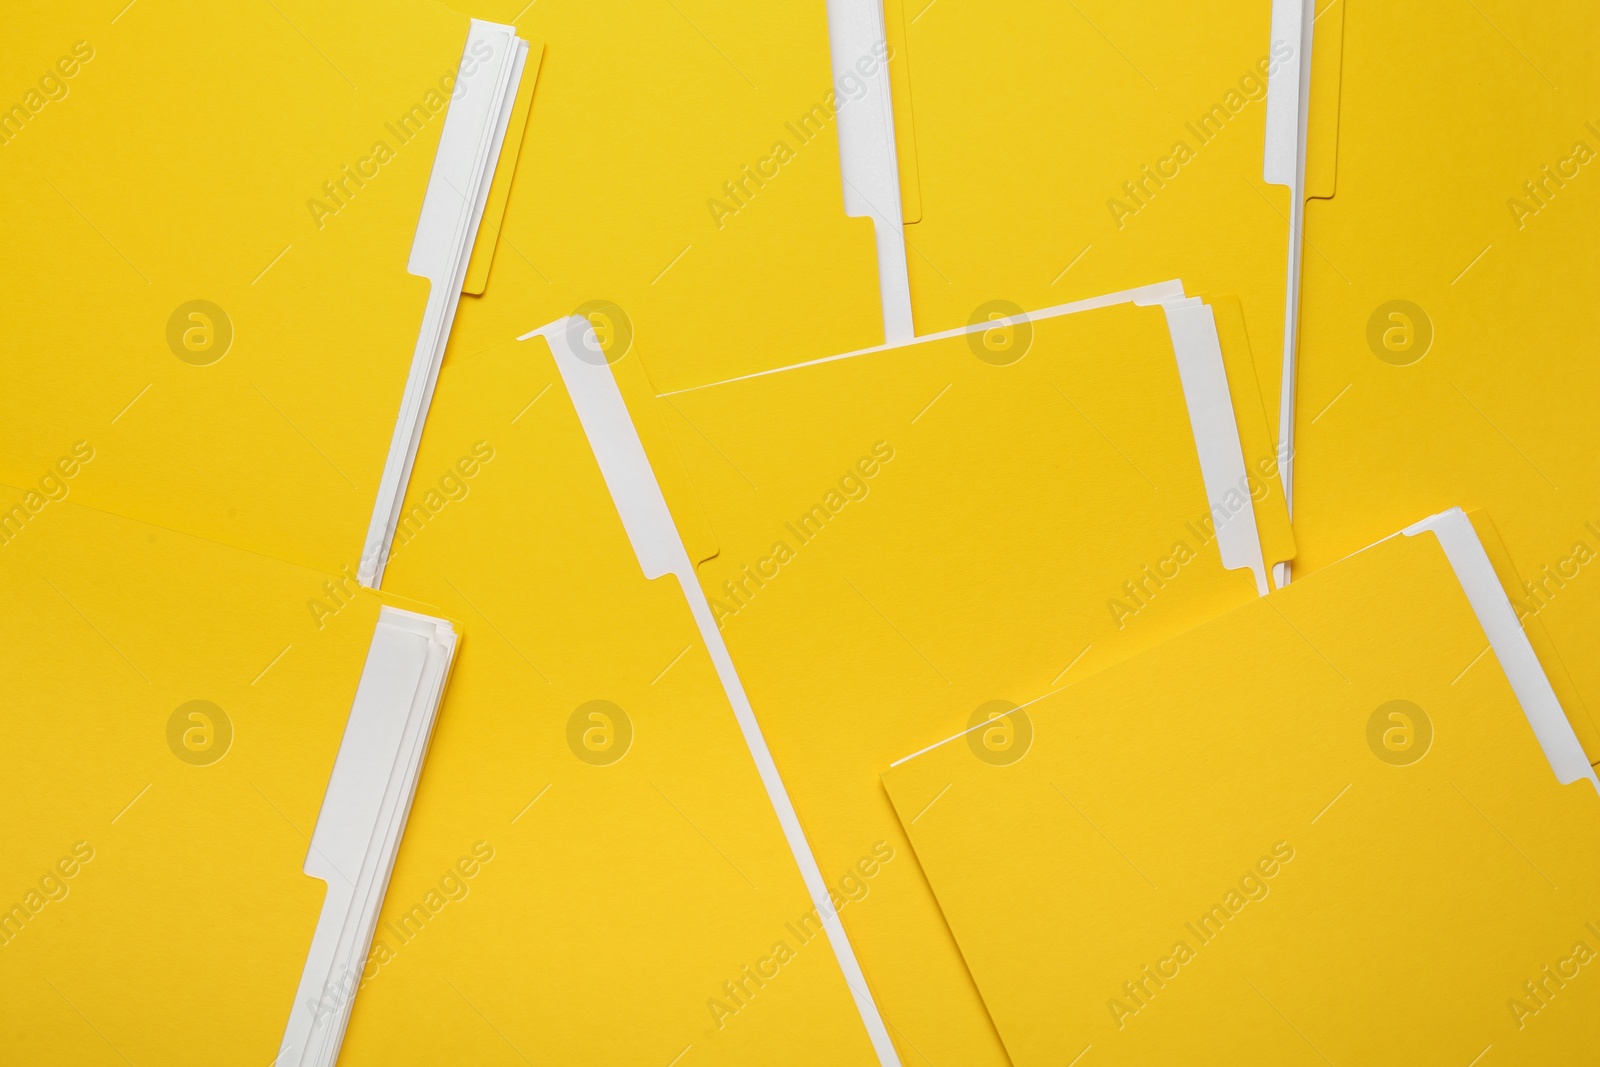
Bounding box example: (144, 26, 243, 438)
(1291, 0, 1600, 761)
(885, 0, 1296, 427)
(883, 509, 1600, 1065)
(335, 341, 883, 1065)
(533, 287, 1291, 1065)
(0, 0, 530, 581)
(0, 484, 457, 1066)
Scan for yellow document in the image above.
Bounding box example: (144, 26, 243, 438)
(883, 509, 1600, 1065)
(429, 0, 886, 393)
(336, 341, 884, 1065)
(0, 0, 530, 580)
(887, 0, 1297, 426)
(1291, 0, 1600, 761)
(530, 288, 1289, 1065)
(0, 484, 457, 1067)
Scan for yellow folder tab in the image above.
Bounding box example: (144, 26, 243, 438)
(0, 486, 457, 1066)
(432, 0, 885, 393)
(534, 288, 1283, 1064)
(890, 0, 1294, 425)
(884, 510, 1600, 1066)
(336, 341, 881, 1065)
(1292, 0, 1600, 756)
(0, 0, 525, 580)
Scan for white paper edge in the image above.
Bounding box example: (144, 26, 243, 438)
(527, 318, 903, 1067)
(358, 22, 529, 589)
(1401, 510, 1599, 790)
(826, 0, 914, 345)
(276, 607, 458, 1067)
(1264, 0, 1314, 587)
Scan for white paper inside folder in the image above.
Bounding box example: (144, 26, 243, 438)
(360, 20, 531, 589)
(277, 607, 458, 1067)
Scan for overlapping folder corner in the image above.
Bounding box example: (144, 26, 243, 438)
(3, 0, 1595, 1062)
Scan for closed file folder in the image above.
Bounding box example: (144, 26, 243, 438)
(531, 284, 1291, 1064)
(334, 341, 883, 1065)
(1290, 0, 1600, 759)
(0, 0, 531, 584)
(883, 508, 1600, 1065)
(0, 483, 457, 1066)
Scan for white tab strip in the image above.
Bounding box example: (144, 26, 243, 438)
(529, 319, 902, 1066)
(826, 0, 914, 345)
(1402, 510, 1598, 790)
(360, 22, 529, 588)
(1264, 0, 1314, 587)
(1163, 300, 1270, 596)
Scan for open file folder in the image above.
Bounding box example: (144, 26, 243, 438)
(0, 486, 457, 1067)
(0, 0, 532, 586)
(1289, 0, 1600, 760)
(883, 508, 1600, 1065)
(333, 341, 882, 1065)
(529, 285, 1293, 1064)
